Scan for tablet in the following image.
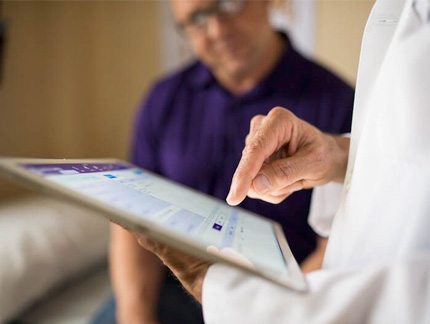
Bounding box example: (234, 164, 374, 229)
(0, 157, 307, 291)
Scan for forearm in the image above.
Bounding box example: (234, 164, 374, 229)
(110, 224, 165, 322)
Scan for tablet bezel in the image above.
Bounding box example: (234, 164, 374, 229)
(0, 157, 308, 291)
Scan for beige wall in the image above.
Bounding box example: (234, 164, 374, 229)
(315, 0, 375, 85)
(0, 1, 162, 199)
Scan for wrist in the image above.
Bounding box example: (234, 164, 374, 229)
(171, 262, 209, 303)
(116, 301, 158, 324)
(331, 135, 350, 183)
(116, 292, 159, 323)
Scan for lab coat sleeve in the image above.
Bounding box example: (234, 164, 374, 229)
(202, 254, 430, 324)
(307, 182, 344, 237)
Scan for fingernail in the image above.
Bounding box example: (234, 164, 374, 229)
(226, 180, 237, 203)
(226, 190, 236, 205)
(226, 191, 232, 203)
(254, 174, 271, 194)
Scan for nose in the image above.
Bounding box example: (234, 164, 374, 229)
(205, 15, 229, 39)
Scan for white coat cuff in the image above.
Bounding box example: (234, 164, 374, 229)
(308, 182, 344, 237)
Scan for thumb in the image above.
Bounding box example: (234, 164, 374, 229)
(251, 153, 312, 195)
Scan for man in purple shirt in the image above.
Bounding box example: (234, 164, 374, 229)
(97, 1, 354, 324)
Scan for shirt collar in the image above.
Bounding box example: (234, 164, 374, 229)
(189, 61, 215, 89)
(189, 32, 308, 100)
(248, 33, 308, 99)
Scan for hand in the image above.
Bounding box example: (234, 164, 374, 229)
(300, 237, 328, 273)
(227, 107, 349, 205)
(135, 234, 210, 303)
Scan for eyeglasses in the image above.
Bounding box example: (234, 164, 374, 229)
(177, 0, 246, 35)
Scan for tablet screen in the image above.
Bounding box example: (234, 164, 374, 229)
(21, 162, 289, 276)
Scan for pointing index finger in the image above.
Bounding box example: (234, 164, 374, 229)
(226, 121, 284, 205)
(226, 145, 266, 205)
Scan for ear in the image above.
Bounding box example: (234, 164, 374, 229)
(269, 0, 290, 15)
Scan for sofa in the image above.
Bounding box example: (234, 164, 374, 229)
(0, 195, 112, 323)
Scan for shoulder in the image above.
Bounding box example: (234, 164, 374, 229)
(274, 40, 354, 104)
(134, 60, 202, 125)
(148, 60, 202, 101)
(285, 48, 355, 132)
(298, 53, 354, 98)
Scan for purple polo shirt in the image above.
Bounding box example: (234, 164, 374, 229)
(131, 37, 354, 263)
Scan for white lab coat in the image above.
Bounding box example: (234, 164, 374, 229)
(202, 0, 430, 322)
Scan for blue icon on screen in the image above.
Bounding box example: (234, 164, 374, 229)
(103, 174, 117, 179)
(212, 223, 223, 231)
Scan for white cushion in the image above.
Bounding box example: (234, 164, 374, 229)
(0, 195, 109, 322)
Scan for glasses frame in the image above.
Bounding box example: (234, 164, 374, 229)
(176, 0, 246, 36)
